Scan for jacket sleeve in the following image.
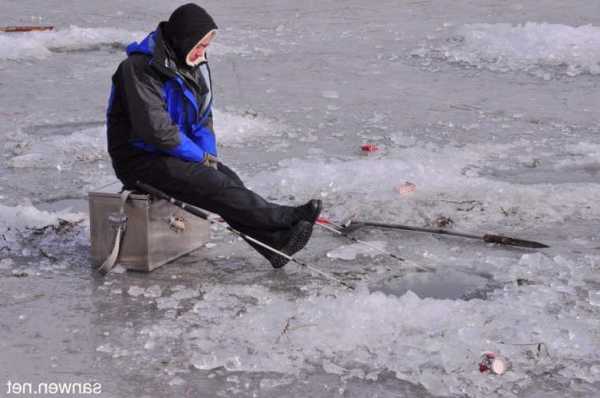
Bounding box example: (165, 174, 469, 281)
(190, 114, 218, 157)
(120, 58, 207, 162)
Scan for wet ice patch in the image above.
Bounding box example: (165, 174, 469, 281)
(127, 285, 162, 298)
(155, 286, 201, 310)
(412, 22, 600, 78)
(482, 139, 600, 185)
(0, 258, 15, 270)
(0, 26, 145, 60)
(208, 42, 252, 57)
(553, 142, 600, 172)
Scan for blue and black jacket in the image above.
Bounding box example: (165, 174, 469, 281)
(106, 22, 216, 173)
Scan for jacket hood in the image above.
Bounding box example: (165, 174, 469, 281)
(163, 3, 217, 63)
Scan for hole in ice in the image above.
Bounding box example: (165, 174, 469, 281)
(371, 269, 495, 300)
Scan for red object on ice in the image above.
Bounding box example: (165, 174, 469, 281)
(395, 181, 417, 195)
(0, 26, 54, 33)
(361, 143, 379, 152)
(479, 352, 496, 373)
(316, 217, 331, 225)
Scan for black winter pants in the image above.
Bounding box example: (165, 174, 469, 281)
(115, 154, 302, 259)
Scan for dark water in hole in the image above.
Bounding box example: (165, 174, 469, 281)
(373, 268, 495, 300)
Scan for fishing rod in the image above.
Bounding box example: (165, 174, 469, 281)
(316, 217, 433, 272)
(135, 181, 354, 290)
(338, 219, 549, 249)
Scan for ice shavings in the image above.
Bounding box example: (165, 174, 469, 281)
(0, 202, 86, 255)
(140, 322, 184, 351)
(4, 106, 284, 172)
(0, 26, 146, 60)
(247, 140, 600, 228)
(212, 108, 286, 146)
(111, 278, 600, 398)
(5, 126, 106, 169)
(412, 22, 600, 78)
(96, 343, 129, 358)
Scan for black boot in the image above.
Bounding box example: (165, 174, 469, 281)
(295, 199, 322, 224)
(267, 220, 314, 268)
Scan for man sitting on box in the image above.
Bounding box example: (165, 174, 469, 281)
(105, 3, 321, 268)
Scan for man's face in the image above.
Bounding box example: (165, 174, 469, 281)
(186, 30, 216, 65)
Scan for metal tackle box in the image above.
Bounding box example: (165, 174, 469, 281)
(88, 188, 209, 272)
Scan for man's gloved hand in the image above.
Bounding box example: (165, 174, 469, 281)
(202, 153, 219, 169)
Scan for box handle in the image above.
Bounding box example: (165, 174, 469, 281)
(97, 190, 132, 275)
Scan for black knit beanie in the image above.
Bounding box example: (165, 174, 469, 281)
(164, 3, 217, 63)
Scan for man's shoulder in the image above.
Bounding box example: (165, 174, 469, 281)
(117, 53, 164, 82)
(121, 53, 152, 71)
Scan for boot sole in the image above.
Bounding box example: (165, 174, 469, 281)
(269, 221, 314, 268)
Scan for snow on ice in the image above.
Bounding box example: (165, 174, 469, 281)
(412, 22, 600, 78)
(0, 26, 145, 60)
(0, 25, 252, 61)
(113, 278, 600, 397)
(1, 3, 600, 397)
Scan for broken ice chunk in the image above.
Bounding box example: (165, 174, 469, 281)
(321, 90, 339, 99)
(326, 241, 386, 260)
(588, 291, 600, 307)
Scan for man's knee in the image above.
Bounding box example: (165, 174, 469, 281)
(217, 163, 245, 187)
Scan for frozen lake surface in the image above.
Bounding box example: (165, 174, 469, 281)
(1, 1, 599, 397)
